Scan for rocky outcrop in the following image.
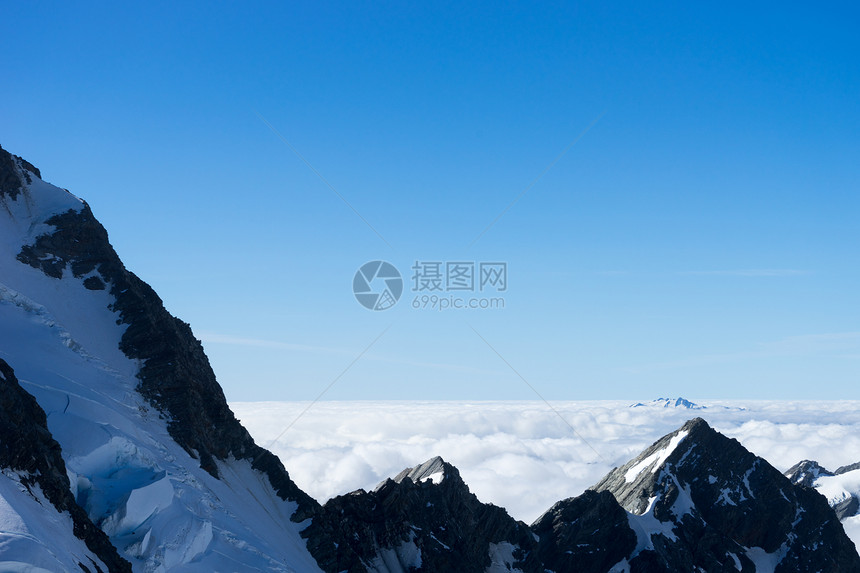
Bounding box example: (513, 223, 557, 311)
(532, 489, 636, 573)
(0, 144, 28, 199)
(0, 358, 131, 573)
(837, 462, 860, 475)
(303, 456, 541, 573)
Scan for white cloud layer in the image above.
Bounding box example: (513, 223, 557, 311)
(231, 400, 860, 524)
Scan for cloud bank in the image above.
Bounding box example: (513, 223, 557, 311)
(231, 400, 860, 524)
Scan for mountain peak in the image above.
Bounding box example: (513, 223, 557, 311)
(630, 397, 706, 409)
(391, 455, 449, 485)
(306, 458, 540, 573)
(588, 418, 860, 571)
(786, 459, 834, 487)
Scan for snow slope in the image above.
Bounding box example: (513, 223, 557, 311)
(0, 469, 109, 572)
(0, 160, 322, 572)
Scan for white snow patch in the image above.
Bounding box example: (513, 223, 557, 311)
(625, 430, 689, 483)
(626, 496, 678, 558)
(421, 471, 444, 484)
(485, 541, 524, 573)
(727, 552, 742, 570)
(668, 476, 695, 518)
(744, 544, 788, 573)
(718, 488, 737, 506)
(839, 514, 860, 552)
(607, 557, 631, 572)
(0, 471, 108, 572)
(365, 532, 422, 573)
(815, 468, 860, 508)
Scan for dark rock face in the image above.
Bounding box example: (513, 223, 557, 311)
(591, 418, 860, 573)
(532, 490, 636, 573)
(306, 425, 860, 573)
(303, 457, 542, 573)
(837, 462, 860, 475)
(0, 359, 131, 573)
(7, 150, 317, 521)
(0, 144, 29, 199)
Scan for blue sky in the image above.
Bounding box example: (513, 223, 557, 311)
(2, 1, 859, 401)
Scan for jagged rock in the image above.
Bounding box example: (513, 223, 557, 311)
(0, 358, 131, 573)
(0, 144, 30, 199)
(532, 489, 636, 573)
(390, 456, 447, 485)
(303, 457, 541, 573)
(837, 461, 860, 475)
(785, 459, 833, 488)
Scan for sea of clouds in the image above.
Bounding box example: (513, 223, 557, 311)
(231, 399, 860, 524)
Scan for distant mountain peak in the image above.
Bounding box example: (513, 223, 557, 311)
(630, 397, 706, 409)
(630, 397, 747, 411)
(786, 459, 834, 487)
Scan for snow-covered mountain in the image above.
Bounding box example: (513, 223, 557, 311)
(1, 144, 323, 572)
(630, 397, 707, 409)
(2, 143, 859, 572)
(586, 418, 859, 571)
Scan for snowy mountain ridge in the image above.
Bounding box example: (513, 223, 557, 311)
(630, 397, 706, 409)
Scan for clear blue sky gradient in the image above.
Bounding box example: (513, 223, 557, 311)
(3, 2, 859, 400)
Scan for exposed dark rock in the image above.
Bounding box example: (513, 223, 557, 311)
(837, 461, 860, 475)
(0, 358, 131, 573)
(83, 275, 106, 290)
(303, 457, 541, 573)
(532, 489, 636, 573)
(833, 495, 860, 521)
(19, 156, 41, 179)
(0, 144, 28, 199)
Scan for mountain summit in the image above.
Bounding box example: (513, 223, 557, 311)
(589, 418, 859, 571)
